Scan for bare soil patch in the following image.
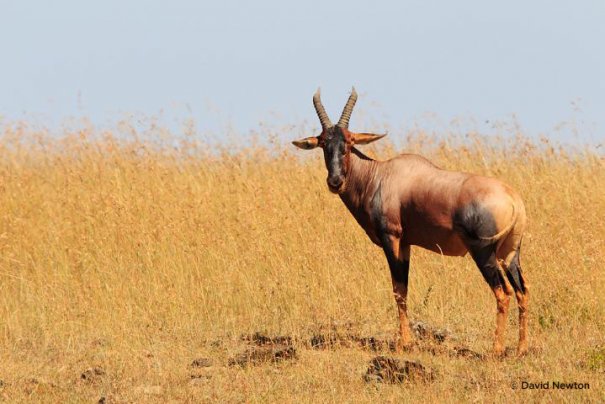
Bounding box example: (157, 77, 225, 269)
(80, 367, 106, 384)
(241, 332, 293, 347)
(363, 356, 436, 384)
(190, 357, 213, 368)
(229, 345, 298, 367)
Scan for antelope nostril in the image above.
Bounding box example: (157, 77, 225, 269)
(327, 177, 343, 189)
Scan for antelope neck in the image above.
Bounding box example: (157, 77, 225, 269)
(340, 147, 380, 209)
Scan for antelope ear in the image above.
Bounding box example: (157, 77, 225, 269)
(292, 136, 320, 150)
(352, 132, 386, 145)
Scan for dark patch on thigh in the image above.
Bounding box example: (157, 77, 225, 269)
(505, 247, 526, 293)
(469, 244, 503, 289)
(453, 202, 498, 248)
(373, 184, 409, 285)
(390, 259, 409, 284)
(381, 240, 409, 285)
(370, 184, 386, 234)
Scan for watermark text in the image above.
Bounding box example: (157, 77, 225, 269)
(512, 380, 590, 390)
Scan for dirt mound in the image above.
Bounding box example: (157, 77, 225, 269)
(97, 396, 117, 404)
(308, 333, 340, 349)
(409, 320, 453, 343)
(306, 323, 395, 352)
(80, 367, 106, 384)
(189, 357, 215, 385)
(241, 332, 293, 347)
(307, 320, 452, 351)
(228, 345, 297, 367)
(190, 357, 213, 368)
(450, 346, 485, 360)
(363, 356, 435, 384)
(23, 378, 59, 395)
(351, 336, 396, 352)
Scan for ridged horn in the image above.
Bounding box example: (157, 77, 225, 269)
(313, 88, 332, 129)
(337, 87, 358, 128)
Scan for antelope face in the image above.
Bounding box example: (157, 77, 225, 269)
(293, 87, 386, 194)
(322, 125, 349, 193)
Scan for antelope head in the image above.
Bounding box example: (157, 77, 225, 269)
(292, 87, 385, 193)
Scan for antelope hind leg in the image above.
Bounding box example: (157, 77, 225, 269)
(470, 244, 512, 357)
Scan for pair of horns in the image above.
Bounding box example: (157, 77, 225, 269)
(313, 87, 358, 129)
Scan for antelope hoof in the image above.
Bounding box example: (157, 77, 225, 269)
(516, 344, 528, 357)
(492, 344, 505, 359)
(396, 338, 415, 353)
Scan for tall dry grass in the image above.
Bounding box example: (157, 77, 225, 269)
(0, 122, 603, 402)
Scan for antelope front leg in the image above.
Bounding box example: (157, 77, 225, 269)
(382, 236, 412, 351)
(393, 244, 412, 351)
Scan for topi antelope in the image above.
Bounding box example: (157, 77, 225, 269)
(293, 88, 529, 356)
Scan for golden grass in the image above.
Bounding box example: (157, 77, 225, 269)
(0, 123, 603, 402)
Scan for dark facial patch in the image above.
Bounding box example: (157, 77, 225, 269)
(322, 126, 347, 190)
(452, 202, 498, 248)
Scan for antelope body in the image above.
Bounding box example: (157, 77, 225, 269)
(293, 88, 529, 356)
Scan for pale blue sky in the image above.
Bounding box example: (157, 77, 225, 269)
(1, 1, 603, 144)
